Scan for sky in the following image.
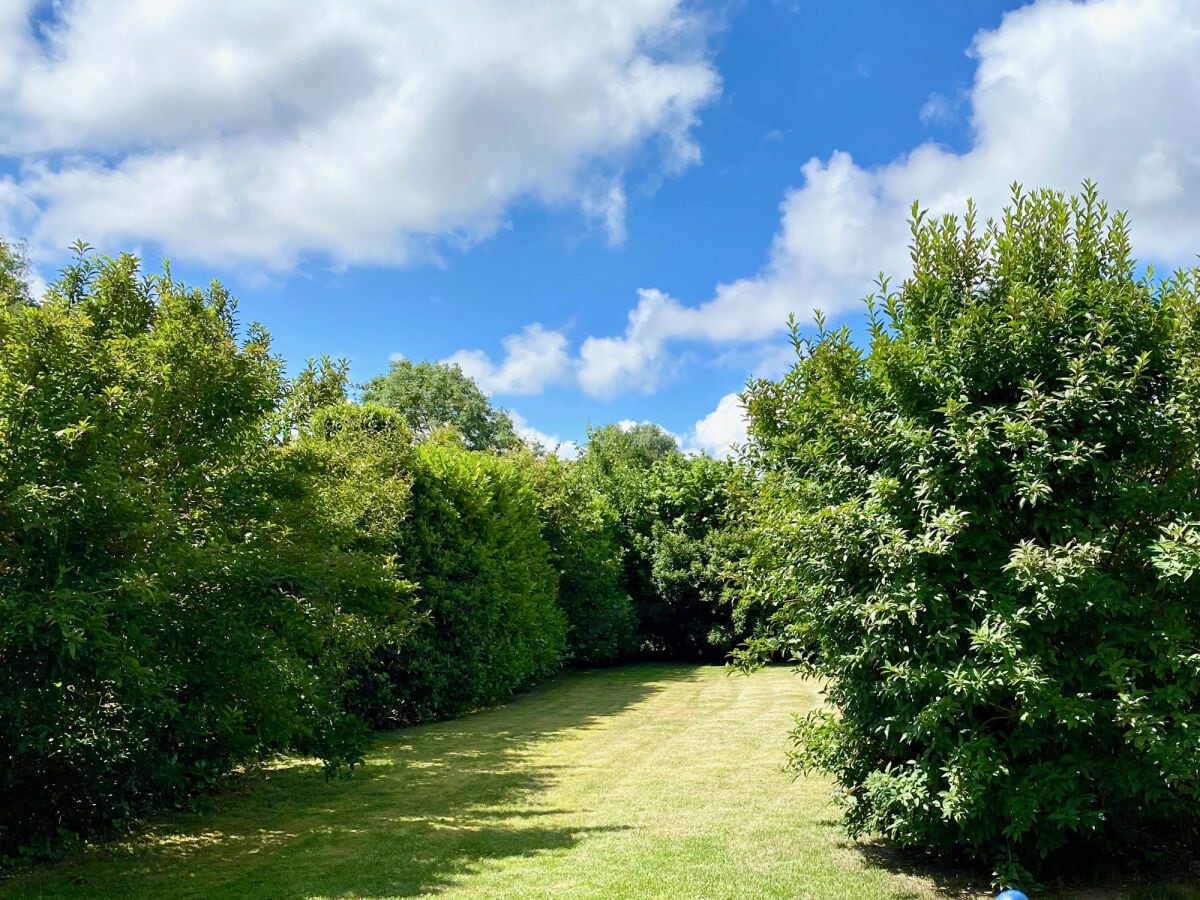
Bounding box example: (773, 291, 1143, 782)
(2, 0, 1200, 457)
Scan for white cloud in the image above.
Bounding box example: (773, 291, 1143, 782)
(25, 266, 48, 303)
(576, 150, 903, 395)
(918, 92, 952, 125)
(509, 410, 578, 459)
(575, 0, 1200, 396)
(0, 0, 718, 268)
(580, 180, 629, 246)
(444, 324, 571, 395)
(685, 391, 748, 459)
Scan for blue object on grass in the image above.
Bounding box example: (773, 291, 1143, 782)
(996, 891, 1028, 900)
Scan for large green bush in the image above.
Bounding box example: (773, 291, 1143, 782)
(0, 251, 286, 854)
(579, 424, 752, 660)
(643, 453, 754, 661)
(0, 252, 417, 858)
(522, 452, 637, 666)
(360, 437, 566, 723)
(742, 186, 1200, 883)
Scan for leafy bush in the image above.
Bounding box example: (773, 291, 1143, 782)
(0, 252, 416, 858)
(360, 437, 566, 723)
(522, 452, 637, 666)
(579, 424, 752, 660)
(741, 186, 1200, 883)
(0, 250, 285, 855)
(643, 454, 754, 661)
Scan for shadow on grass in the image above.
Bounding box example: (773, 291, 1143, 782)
(842, 833, 1200, 900)
(7, 663, 703, 899)
(843, 838, 986, 899)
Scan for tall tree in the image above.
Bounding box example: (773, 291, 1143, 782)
(360, 360, 518, 452)
(0, 237, 33, 307)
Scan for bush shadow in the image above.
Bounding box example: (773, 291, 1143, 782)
(844, 835, 1200, 900)
(8, 663, 703, 899)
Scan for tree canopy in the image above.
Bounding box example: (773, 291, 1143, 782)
(360, 359, 519, 452)
(0, 238, 32, 308)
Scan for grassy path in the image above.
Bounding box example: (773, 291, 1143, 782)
(2, 665, 1193, 899)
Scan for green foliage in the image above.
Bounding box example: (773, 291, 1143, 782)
(360, 359, 519, 452)
(578, 422, 679, 648)
(520, 452, 637, 665)
(643, 454, 755, 660)
(0, 249, 286, 855)
(0, 240, 751, 863)
(741, 185, 1200, 883)
(357, 441, 566, 724)
(0, 251, 419, 859)
(584, 422, 682, 475)
(0, 238, 33, 307)
(580, 424, 751, 660)
(638, 453, 755, 660)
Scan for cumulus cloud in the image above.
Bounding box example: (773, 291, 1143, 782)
(0, 0, 718, 268)
(509, 410, 579, 459)
(685, 391, 748, 459)
(571, 0, 1200, 396)
(575, 149, 905, 394)
(444, 324, 571, 395)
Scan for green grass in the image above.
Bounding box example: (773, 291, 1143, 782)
(2, 665, 1196, 899)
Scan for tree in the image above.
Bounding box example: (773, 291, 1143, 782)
(0, 250, 416, 857)
(0, 237, 33, 307)
(643, 453, 755, 660)
(519, 451, 637, 666)
(741, 185, 1200, 884)
(360, 359, 519, 452)
(578, 424, 751, 660)
(583, 421, 681, 477)
(578, 423, 680, 650)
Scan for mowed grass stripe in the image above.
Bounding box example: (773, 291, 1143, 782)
(6, 665, 1190, 899)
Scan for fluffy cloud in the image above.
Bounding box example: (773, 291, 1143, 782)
(574, 149, 907, 395)
(444, 324, 571, 395)
(573, 0, 1200, 396)
(685, 391, 747, 459)
(0, 0, 718, 267)
(509, 410, 578, 459)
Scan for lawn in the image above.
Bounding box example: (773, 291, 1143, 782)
(1, 665, 1195, 899)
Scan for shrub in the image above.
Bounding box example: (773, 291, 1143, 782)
(522, 452, 637, 666)
(361, 438, 565, 723)
(741, 185, 1200, 883)
(0, 253, 416, 858)
(0, 250, 287, 856)
(643, 454, 754, 661)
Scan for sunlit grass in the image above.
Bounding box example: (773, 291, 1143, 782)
(2, 665, 1195, 899)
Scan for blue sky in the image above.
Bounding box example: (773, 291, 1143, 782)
(2, 0, 1199, 455)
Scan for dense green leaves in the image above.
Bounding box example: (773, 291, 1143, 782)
(741, 185, 1200, 883)
(0, 249, 318, 856)
(355, 439, 566, 723)
(580, 424, 752, 660)
(360, 359, 519, 451)
(0, 253, 566, 861)
(520, 453, 637, 666)
(0, 242, 751, 864)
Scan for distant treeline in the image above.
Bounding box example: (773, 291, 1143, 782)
(0, 240, 754, 861)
